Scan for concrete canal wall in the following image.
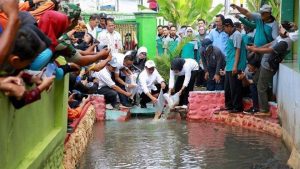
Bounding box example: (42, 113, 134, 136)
(277, 63, 300, 169)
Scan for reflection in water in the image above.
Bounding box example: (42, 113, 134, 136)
(79, 120, 289, 169)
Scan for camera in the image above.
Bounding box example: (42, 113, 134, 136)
(74, 31, 85, 39)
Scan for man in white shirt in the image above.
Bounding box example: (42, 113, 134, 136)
(168, 58, 199, 108)
(138, 60, 166, 108)
(98, 18, 123, 53)
(113, 52, 136, 107)
(86, 14, 100, 40)
(92, 58, 132, 109)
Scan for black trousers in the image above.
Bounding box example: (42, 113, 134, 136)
(195, 68, 206, 86)
(224, 71, 243, 111)
(174, 70, 197, 106)
(140, 84, 168, 106)
(113, 75, 130, 105)
(97, 86, 118, 107)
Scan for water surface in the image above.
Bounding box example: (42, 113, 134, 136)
(79, 119, 289, 169)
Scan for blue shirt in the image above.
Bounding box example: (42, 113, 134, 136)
(206, 28, 229, 56)
(225, 30, 247, 71)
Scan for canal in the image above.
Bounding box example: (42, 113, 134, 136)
(79, 119, 290, 169)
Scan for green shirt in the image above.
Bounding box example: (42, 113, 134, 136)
(166, 36, 180, 56)
(225, 30, 246, 71)
(251, 13, 278, 47)
(181, 40, 198, 60)
(156, 36, 165, 56)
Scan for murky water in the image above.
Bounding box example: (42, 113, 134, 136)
(79, 119, 290, 169)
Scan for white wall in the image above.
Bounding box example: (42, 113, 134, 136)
(277, 63, 300, 151)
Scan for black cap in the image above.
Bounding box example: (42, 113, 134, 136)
(223, 19, 234, 27)
(201, 38, 213, 48)
(99, 13, 107, 19)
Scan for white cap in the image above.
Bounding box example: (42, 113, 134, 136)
(145, 60, 156, 68)
(108, 57, 118, 67)
(259, 4, 272, 13)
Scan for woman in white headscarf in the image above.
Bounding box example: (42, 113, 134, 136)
(132, 46, 148, 72)
(181, 27, 199, 61)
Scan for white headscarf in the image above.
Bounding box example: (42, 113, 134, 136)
(185, 27, 195, 37)
(137, 46, 147, 55)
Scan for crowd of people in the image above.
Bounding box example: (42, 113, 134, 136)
(156, 4, 298, 116)
(0, 0, 167, 124)
(0, 0, 299, 125)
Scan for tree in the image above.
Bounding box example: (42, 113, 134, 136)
(156, 0, 223, 26)
(246, 0, 280, 21)
(267, 0, 280, 21)
(246, 0, 262, 12)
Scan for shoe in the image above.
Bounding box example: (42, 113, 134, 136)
(219, 107, 233, 111)
(181, 105, 188, 109)
(229, 109, 243, 113)
(120, 103, 133, 108)
(67, 126, 74, 133)
(106, 104, 114, 110)
(243, 107, 259, 115)
(140, 104, 147, 108)
(175, 106, 182, 109)
(254, 112, 271, 116)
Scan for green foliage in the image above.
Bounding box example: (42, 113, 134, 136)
(154, 36, 194, 81)
(246, 0, 262, 12)
(157, 0, 224, 26)
(267, 0, 280, 21)
(246, 0, 280, 21)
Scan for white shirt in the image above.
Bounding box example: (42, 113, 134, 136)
(114, 53, 128, 74)
(138, 69, 164, 94)
(86, 23, 98, 40)
(169, 59, 199, 89)
(92, 67, 115, 89)
(98, 30, 123, 53)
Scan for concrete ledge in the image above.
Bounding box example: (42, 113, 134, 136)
(63, 106, 95, 169)
(288, 147, 300, 169)
(187, 91, 281, 137)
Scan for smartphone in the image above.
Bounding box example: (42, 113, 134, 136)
(44, 63, 57, 77)
(247, 43, 254, 46)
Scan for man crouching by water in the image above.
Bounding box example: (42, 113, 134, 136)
(137, 60, 167, 119)
(168, 58, 199, 109)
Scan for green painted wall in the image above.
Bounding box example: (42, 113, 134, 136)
(295, 0, 299, 62)
(134, 11, 158, 59)
(298, 1, 300, 68)
(281, 0, 294, 60)
(0, 77, 68, 169)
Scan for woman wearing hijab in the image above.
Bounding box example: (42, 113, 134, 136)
(181, 27, 199, 62)
(168, 58, 199, 108)
(132, 46, 148, 72)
